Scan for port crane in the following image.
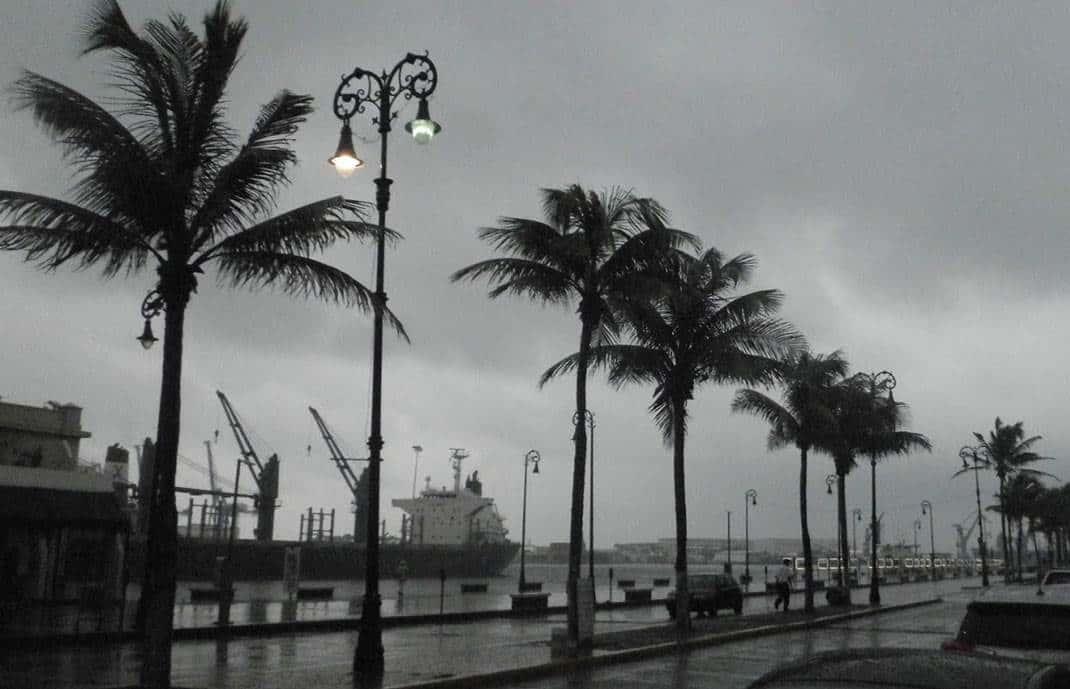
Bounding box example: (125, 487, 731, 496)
(308, 407, 368, 541)
(953, 511, 987, 560)
(216, 391, 280, 540)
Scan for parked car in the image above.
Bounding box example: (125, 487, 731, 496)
(665, 573, 743, 618)
(942, 585, 1070, 664)
(747, 648, 1070, 689)
(1042, 569, 1070, 589)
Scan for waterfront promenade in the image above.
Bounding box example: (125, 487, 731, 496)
(0, 576, 978, 688)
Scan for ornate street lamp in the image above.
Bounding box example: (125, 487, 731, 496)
(914, 519, 922, 558)
(921, 500, 935, 579)
(137, 290, 164, 350)
(852, 370, 896, 605)
(519, 450, 540, 591)
(826, 474, 844, 587)
(573, 410, 595, 580)
(744, 489, 757, 588)
(959, 445, 990, 586)
(329, 52, 441, 682)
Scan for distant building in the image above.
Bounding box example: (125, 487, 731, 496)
(0, 399, 127, 610)
(0, 400, 91, 469)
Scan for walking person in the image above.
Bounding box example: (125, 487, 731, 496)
(773, 557, 795, 611)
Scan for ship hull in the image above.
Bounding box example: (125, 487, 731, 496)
(126, 537, 519, 581)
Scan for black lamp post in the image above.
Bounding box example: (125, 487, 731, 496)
(852, 508, 862, 582)
(921, 500, 935, 579)
(329, 52, 441, 682)
(519, 450, 540, 591)
(744, 489, 757, 587)
(853, 370, 896, 605)
(726, 510, 732, 573)
(959, 445, 990, 587)
(914, 519, 922, 558)
(573, 410, 595, 580)
(826, 474, 843, 586)
(217, 456, 243, 626)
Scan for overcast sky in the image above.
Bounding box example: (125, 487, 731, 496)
(1, 1, 1067, 555)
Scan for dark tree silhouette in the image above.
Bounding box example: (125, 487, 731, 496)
(0, 3, 400, 686)
(732, 350, 848, 613)
(820, 374, 930, 605)
(542, 249, 804, 630)
(452, 185, 695, 648)
(962, 418, 1053, 582)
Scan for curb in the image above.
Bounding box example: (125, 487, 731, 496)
(384, 597, 943, 689)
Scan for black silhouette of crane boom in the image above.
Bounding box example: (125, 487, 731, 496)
(308, 406, 368, 542)
(216, 390, 279, 540)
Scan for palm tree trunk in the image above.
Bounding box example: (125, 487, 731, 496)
(799, 446, 814, 613)
(837, 472, 851, 604)
(999, 478, 1010, 583)
(1032, 530, 1043, 583)
(672, 398, 689, 631)
(566, 317, 592, 650)
(140, 300, 186, 689)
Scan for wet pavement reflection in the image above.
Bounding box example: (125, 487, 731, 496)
(0, 577, 982, 688)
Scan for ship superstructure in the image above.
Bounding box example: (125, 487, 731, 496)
(392, 448, 509, 546)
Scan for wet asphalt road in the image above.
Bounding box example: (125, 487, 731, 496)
(0, 577, 980, 688)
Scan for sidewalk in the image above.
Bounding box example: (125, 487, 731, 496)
(0, 576, 968, 689)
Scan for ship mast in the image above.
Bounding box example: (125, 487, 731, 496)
(448, 448, 468, 493)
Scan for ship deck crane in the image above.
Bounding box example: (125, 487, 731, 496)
(308, 407, 368, 541)
(216, 390, 280, 540)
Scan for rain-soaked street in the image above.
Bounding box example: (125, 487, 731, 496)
(0, 577, 982, 688)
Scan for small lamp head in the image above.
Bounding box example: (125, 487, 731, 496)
(329, 122, 364, 177)
(405, 98, 441, 144)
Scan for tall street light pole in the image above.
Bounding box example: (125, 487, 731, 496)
(519, 450, 540, 591)
(914, 519, 922, 558)
(959, 446, 990, 587)
(921, 500, 935, 579)
(574, 410, 595, 580)
(852, 508, 862, 583)
(329, 52, 441, 683)
(744, 489, 757, 588)
(826, 474, 842, 587)
(726, 511, 732, 573)
(855, 369, 896, 605)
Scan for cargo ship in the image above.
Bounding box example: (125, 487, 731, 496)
(126, 447, 519, 582)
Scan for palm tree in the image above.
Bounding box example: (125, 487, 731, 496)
(821, 374, 931, 605)
(732, 350, 848, 613)
(542, 249, 804, 630)
(451, 185, 695, 648)
(0, 4, 398, 686)
(969, 418, 1053, 582)
(851, 376, 931, 602)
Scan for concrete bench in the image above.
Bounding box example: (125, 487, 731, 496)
(510, 592, 551, 613)
(623, 587, 652, 603)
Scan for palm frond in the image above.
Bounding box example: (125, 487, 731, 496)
(212, 250, 407, 340)
(196, 197, 379, 264)
(731, 389, 798, 437)
(0, 192, 157, 275)
(10, 72, 169, 227)
(475, 218, 584, 276)
(451, 258, 575, 305)
(81, 0, 175, 155)
(192, 91, 314, 244)
(190, 2, 246, 156)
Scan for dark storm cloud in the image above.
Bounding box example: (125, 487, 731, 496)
(1, 0, 1067, 549)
